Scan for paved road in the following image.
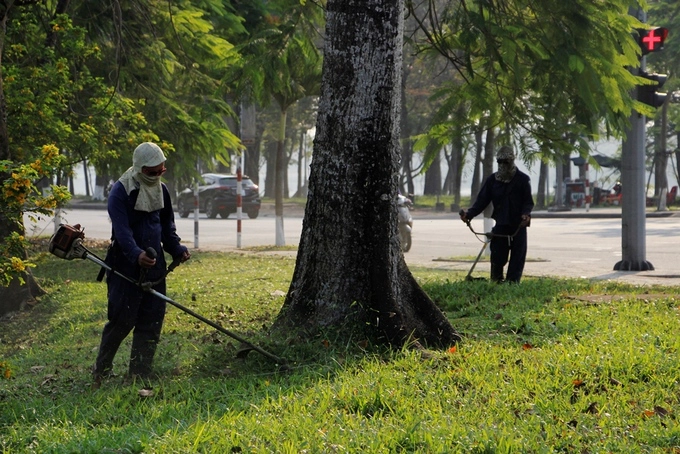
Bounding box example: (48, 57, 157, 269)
(25, 205, 680, 286)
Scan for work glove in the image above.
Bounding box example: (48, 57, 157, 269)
(520, 214, 531, 227)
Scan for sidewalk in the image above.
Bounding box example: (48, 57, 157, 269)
(531, 206, 679, 219)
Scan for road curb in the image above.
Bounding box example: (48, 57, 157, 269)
(65, 201, 680, 219)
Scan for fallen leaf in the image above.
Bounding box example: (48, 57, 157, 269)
(642, 409, 655, 418)
(522, 343, 533, 350)
(448, 346, 457, 354)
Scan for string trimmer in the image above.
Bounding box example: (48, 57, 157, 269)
(458, 210, 522, 281)
(48, 223, 288, 368)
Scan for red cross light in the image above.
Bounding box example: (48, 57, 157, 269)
(638, 27, 668, 54)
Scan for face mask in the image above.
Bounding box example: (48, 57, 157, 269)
(496, 160, 517, 183)
(137, 172, 161, 187)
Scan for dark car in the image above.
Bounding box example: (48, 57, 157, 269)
(176, 173, 261, 219)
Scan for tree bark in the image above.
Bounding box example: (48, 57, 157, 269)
(470, 128, 483, 198)
(450, 127, 464, 209)
(273, 0, 459, 349)
(423, 147, 441, 196)
(399, 63, 414, 196)
(536, 159, 548, 209)
(275, 107, 286, 246)
(653, 104, 668, 210)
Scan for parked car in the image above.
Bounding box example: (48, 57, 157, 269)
(176, 173, 261, 219)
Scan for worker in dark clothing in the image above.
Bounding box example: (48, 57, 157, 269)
(460, 146, 534, 283)
(93, 142, 190, 385)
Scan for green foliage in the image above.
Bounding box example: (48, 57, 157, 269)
(0, 145, 70, 286)
(0, 6, 155, 289)
(3, 10, 154, 169)
(69, 0, 246, 182)
(408, 0, 645, 160)
(227, 0, 323, 109)
(3, 252, 680, 451)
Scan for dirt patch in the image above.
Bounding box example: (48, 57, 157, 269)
(565, 293, 679, 304)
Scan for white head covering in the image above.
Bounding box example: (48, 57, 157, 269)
(118, 142, 167, 212)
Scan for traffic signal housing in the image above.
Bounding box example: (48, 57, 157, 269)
(637, 27, 668, 55)
(637, 72, 668, 108)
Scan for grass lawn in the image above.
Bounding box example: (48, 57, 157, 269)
(2, 245, 680, 453)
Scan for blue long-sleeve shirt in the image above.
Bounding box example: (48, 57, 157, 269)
(467, 170, 534, 227)
(107, 181, 186, 283)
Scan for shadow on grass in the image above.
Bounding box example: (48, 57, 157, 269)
(420, 272, 660, 342)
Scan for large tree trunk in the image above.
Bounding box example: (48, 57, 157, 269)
(273, 0, 459, 348)
(653, 105, 668, 210)
(275, 107, 287, 246)
(423, 147, 442, 196)
(263, 141, 277, 198)
(536, 159, 548, 209)
(450, 126, 464, 210)
(470, 128, 483, 198)
(399, 63, 414, 196)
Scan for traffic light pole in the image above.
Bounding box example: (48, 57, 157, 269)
(615, 6, 654, 271)
(616, 102, 653, 271)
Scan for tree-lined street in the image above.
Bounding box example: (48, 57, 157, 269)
(27, 207, 680, 286)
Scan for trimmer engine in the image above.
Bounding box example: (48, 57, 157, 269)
(48, 223, 88, 260)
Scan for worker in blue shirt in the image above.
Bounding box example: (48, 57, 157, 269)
(93, 142, 190, 385)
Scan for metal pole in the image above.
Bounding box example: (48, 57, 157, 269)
(236, 156, 243, 248)
(193, 179, 199, 249)
(584, 162, 590, 212)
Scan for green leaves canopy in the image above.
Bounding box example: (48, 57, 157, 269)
(408, 0, 646, 157)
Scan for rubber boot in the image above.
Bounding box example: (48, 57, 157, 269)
(129, 335, 158, 378)
(490, 263, 504, 283)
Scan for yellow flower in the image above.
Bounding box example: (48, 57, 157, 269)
(10, 257, 25, 272)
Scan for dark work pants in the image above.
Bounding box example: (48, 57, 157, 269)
(490, 224, 528, 283)
(94, 272, 166, 377)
